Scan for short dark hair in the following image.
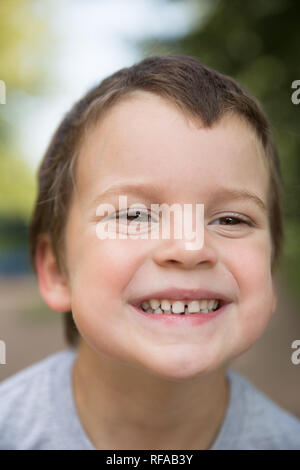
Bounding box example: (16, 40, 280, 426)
(28, 54, 284, 348)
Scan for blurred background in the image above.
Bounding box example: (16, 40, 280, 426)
(0, 0, 299, 417)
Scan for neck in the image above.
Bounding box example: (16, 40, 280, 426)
(72, 340, 230, 450)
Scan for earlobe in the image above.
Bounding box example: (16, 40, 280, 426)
(35, 233, 72, 313)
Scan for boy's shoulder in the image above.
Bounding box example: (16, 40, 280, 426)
(0, 348, 74, 402)
(0, 348, 93, 450)
(211, 367, 300, 450)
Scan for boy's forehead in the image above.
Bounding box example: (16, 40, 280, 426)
(75, 93, 268, 206)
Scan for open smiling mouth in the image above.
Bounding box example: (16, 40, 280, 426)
(130, 298, 230, 321)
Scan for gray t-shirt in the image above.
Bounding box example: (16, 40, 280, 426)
(0, 349, 299, 450)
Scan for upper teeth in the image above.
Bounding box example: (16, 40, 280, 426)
(141, 299, 219, 314)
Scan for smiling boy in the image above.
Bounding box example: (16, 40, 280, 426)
(0, 55, 300, 450)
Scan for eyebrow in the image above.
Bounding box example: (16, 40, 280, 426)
(92, 182, 267, 213)
(92, 182, 162, 206)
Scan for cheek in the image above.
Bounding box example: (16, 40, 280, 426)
(65, 203, 142, 292)
(228, 236, 274, 341)
(238, 239, 273, 301)
(67, 236, 149, 362)
(67, 233, 149, 317)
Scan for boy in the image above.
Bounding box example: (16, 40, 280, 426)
(0, 54, 300, 450)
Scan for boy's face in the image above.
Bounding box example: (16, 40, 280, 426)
(61, 91, 277, 379)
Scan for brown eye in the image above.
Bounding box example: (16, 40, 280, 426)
(210, 214, 251, 226)
(219, 217, 240, 225)
(116, 209, 157, 223)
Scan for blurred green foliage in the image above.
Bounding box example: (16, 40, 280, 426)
(140, 0, 300, 301)
(0, 0, 53, 256)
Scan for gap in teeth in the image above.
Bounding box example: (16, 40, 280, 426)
(141, 299, 220, 314)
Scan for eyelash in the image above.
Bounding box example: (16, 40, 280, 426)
(114, 209, 252, 226)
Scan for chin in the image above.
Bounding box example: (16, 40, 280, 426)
(141, 355, 224, 382)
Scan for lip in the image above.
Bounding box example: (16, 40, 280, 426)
(130, 287, 231, 308)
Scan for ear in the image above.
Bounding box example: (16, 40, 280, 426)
(35, 233, 72, 313)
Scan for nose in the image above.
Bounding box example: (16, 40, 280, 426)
(153, 232, 218, 270)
